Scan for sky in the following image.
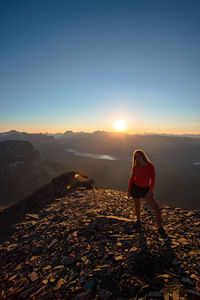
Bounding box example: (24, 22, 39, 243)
(0, 0, 200, 134)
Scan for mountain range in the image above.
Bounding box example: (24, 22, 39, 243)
(0, 130, 200, 210)
(0, 130, 74, 164)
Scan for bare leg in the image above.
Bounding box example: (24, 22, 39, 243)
(145, 195, 162, 228)
(134, 198, 141, 221)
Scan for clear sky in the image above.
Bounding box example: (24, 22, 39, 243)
(0, 0, 200, 134)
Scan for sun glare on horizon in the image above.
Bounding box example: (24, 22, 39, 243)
(114, 119, 127, 132)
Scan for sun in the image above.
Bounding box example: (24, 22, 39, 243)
(114, 119, 127, 132)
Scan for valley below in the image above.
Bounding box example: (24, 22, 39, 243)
(0, 130, 200, 210)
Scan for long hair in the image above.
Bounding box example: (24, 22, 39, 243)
(132, 149, 151, 170)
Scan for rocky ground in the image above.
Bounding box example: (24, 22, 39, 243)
(0, 174, 200, 299)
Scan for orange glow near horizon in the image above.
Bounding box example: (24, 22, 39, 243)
(0, 125, 200, 136)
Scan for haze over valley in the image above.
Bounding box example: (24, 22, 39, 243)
(0, 130, 199, 210)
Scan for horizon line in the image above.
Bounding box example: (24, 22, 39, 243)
(0, 129, 200, 136)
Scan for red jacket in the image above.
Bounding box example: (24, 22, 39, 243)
(128, 163, 155, 194)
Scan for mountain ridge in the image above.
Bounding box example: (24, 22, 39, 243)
(0, 172, 199, 299)
(0, 140, 70, 208)
(0, 171, 94, 243)
(0, 130, 75, 165)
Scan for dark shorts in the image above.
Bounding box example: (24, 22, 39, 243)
(130, 183, 153, 199)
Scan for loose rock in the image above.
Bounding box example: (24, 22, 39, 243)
(0, 186, 199, 299)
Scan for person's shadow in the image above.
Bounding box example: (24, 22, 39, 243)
(77, 215, 195, 298)
(127, 226, 195, 298)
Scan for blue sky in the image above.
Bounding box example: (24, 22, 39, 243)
(0, 0, 200, 134)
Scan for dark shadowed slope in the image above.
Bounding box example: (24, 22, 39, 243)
(0, 171, 94, 243)
(0, 140, 70, 208)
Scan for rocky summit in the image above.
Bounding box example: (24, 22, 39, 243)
(0, 173, 200, 299)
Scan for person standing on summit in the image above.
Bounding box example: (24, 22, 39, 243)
(127, 149, 165, 235)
